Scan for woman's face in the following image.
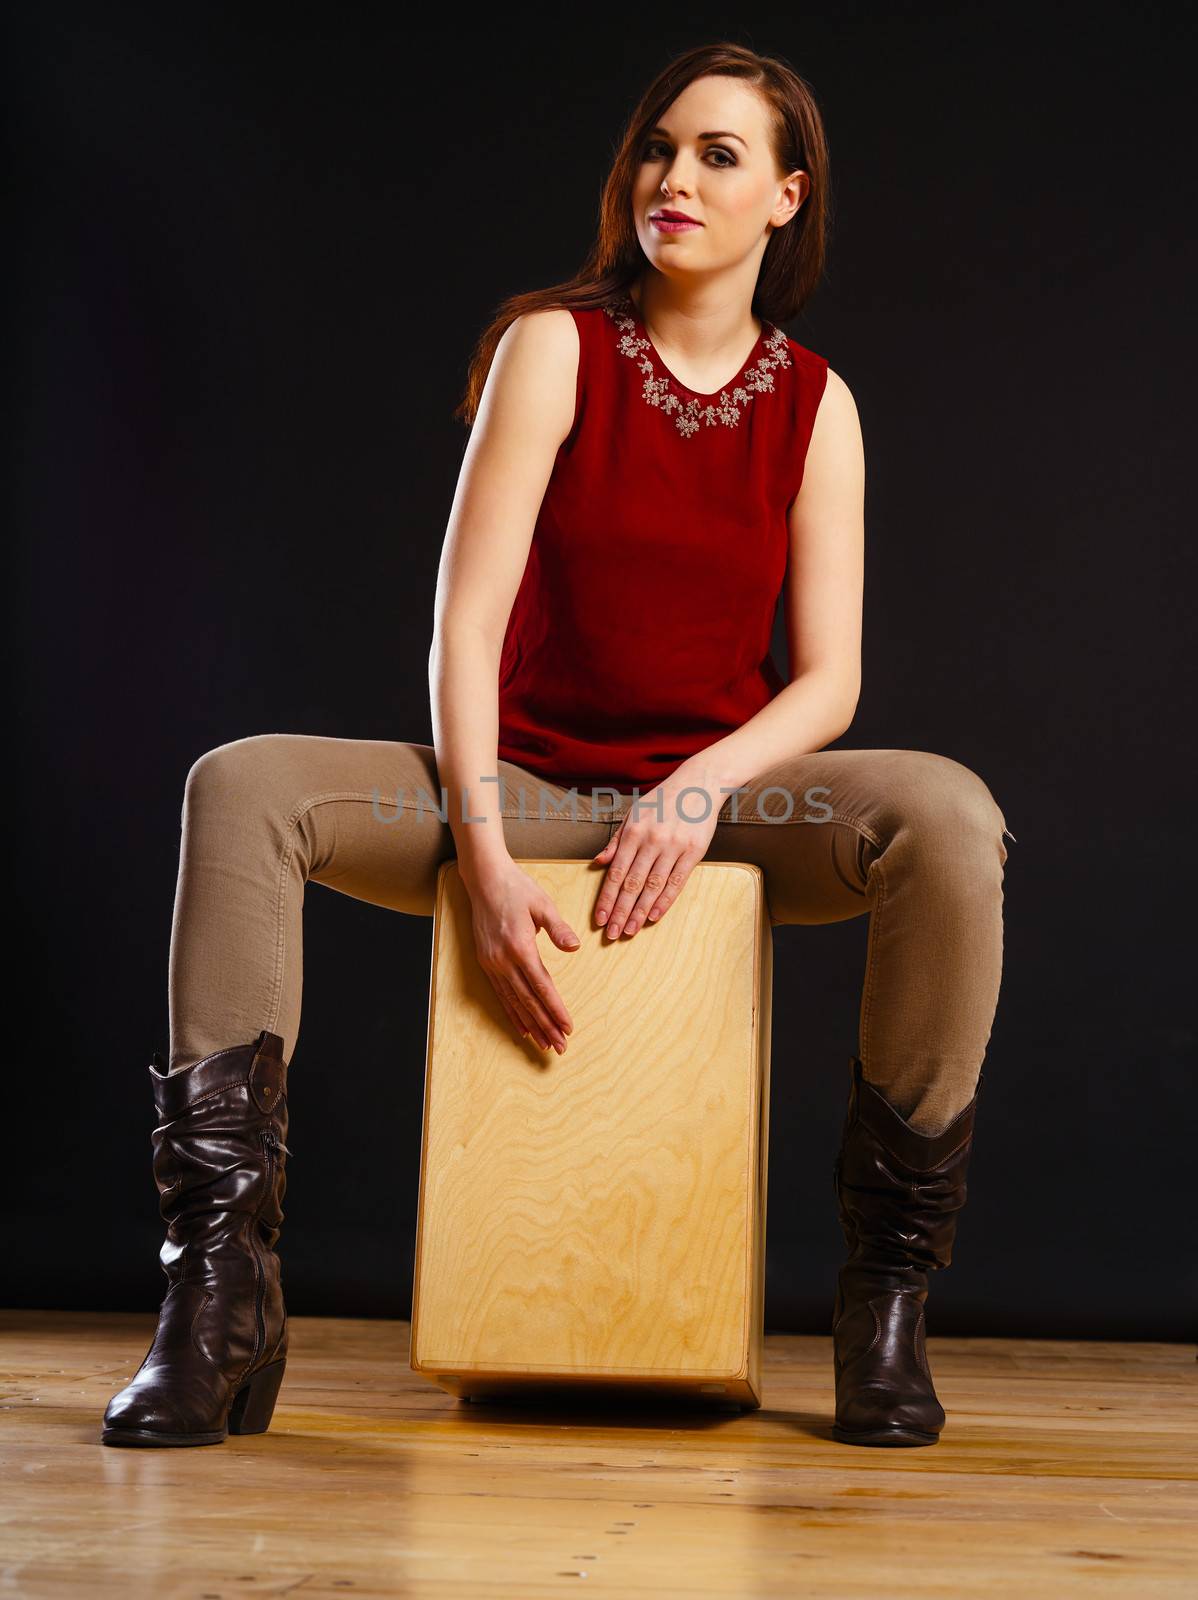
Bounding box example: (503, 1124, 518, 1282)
(632, 75, 807, 280)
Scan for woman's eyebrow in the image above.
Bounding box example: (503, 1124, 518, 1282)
(649, 127, 749, 148)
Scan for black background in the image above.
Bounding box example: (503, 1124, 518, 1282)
(7, 3, 1195, 1339)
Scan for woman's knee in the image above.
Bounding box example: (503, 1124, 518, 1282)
(879, 750, 1007, 852)
(183, 733, 301, 817)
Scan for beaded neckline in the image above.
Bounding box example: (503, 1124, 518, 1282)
(603, 294, 792, 438)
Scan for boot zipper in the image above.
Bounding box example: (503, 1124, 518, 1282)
(252, 1127, 291, 1365)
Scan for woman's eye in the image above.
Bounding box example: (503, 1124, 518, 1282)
(643, 141, 736, 167)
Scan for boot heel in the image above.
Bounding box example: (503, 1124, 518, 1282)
(228, 1357, 287, 1435)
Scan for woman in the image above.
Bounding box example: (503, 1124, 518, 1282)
(101, 41, 1013, 1452)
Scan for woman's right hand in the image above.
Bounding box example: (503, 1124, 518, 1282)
(463, 859, 579, 1053)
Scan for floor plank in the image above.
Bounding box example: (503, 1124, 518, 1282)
(2, 1311, 1195, 1598)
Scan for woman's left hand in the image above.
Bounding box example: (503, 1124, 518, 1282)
(591, 767, 726, 939)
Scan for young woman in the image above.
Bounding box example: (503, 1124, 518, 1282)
(102, 41, 1013, 1452)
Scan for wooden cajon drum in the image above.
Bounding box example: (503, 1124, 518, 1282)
(409, 857, 773, 1410)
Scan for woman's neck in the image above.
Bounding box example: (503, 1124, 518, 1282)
(628, 276, 763, 374)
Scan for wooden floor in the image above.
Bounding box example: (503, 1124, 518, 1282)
(1, 1312, 1195, 1598)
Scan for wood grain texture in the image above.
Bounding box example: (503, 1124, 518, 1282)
(2, 1313, 1195, 1597)
(411, 860, 773, 1408)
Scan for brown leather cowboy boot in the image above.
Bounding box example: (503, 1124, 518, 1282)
(101, 1029, 293, 1447)
(830, 1055, 981, 1447)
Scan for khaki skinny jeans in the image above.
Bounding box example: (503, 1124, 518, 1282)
(167, 735, 1013, 1136)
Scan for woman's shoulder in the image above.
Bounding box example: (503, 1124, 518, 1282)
(502, 303, 613, 368)
(776, 331, 837, 431)
(504, 304, 582, 346)
(508, 302, 613, 331)
(523, 300, 636, 340)
(777, 327, 830, 376)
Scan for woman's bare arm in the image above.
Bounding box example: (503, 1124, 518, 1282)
(779, 367, 865, 723)
(429, 306, 582, 1052)
(430, 308, 579, 883)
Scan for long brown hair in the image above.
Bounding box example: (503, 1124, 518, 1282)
(453, 40, 831, 426)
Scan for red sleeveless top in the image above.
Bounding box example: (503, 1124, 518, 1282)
(496, 293, 830, 791)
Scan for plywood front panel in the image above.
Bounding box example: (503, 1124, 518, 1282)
(410, 859, 773, 1404)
